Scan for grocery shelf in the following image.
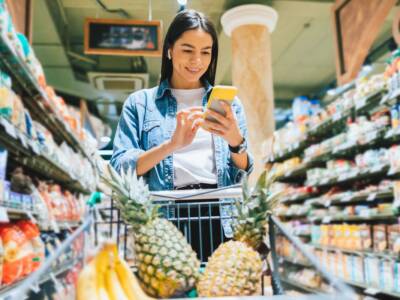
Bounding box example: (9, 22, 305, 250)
(281, 192, 320, 205)
(278, 212, 309, 220)
(279, 256, 312, 268)
(306, 163, 390, 188)
(355, 89, 386, 114)
(343, 279, 400, 300)
(309, 212, 398, 224)
(0, 257, 79, 298)
(265, 139, 309, 163)
(0, 200, 38, 220)
(307, 109, 350, 141)
(311, 244, 400, 260)
(275, 162, 314, 183)
(309, 189, 393, 207)
(0, 34, 94, 167)
(0, 117, 90, 194)
(381, 88, 400, 107)
(280, 278, 325, 294)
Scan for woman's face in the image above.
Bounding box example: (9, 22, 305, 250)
(170, 28, 213, 86)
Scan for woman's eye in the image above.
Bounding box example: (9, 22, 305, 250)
(183, 50, 192, 53)
(202, 52, 211, 55)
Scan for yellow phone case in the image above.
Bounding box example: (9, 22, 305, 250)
(205, 85, 237, 121)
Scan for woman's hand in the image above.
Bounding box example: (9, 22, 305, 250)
(169, 107, 204, 151)
(202, 102, 243, 146)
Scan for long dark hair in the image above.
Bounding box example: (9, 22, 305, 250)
(160, 9, 218, 85)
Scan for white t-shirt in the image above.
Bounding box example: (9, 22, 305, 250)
(171, 88, 217, 188)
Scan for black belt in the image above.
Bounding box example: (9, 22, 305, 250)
(174, 183, 218, 190)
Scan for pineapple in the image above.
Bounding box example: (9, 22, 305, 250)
(102, 165, 201, 298)
(197, 171, 281, 297)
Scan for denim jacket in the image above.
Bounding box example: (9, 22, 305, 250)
(110, 80, 254, 236)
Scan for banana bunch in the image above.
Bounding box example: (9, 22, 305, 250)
(77, 242, 154, 300)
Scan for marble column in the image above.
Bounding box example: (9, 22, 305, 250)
(221, 5, 278, 181)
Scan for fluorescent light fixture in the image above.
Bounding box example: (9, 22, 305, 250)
(177, 0, 187, 5)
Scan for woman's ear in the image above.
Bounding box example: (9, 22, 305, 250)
(167, 49, 172, 60)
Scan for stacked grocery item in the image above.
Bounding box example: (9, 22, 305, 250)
(0, 220, 44, 285)
(0, 1, 100, 153)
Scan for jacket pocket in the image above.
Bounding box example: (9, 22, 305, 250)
(142, 120, 162, 149)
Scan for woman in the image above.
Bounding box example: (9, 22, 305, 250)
(111, 9, 253, 261)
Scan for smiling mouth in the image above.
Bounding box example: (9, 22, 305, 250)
(186, 67, 201, 74)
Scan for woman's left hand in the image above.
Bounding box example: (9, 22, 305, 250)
(202, 102, 244, 147)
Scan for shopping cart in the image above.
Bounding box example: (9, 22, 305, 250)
(95, 187, 356, 299)
(4, 188, 356, 300)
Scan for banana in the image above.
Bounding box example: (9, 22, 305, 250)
(105, 264, 129, 300)
(77, 259, 98, 300)
(115, 255, 155, 300)
(96, 247, 111, 300)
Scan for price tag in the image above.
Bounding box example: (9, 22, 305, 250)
(370, 164, 383, 173)
(322, 216, 332, 223)
(360, 210, 370, 218)
(0, 207, 9, 222)
(367, 193, 377, 201)
(285, 171, 293, 177)
(341, 194, 352, 202)
(2, 120, 17, 139)
(19, 132, 28, 149)
(364, 288, 379, 296)
(356, 97, 367, 109)
(333, 112, 342, 121)
(321, 178, 329, 185)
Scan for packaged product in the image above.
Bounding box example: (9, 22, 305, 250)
(0, 224, 25, 284)
(353, 255, 364, 283)
(364, 256, 380, 287)
(360, 224, 372, 250)
(380, 259, 394, 291)
(373, 225, 388, 252)
(0, 237, 3, 285)
(395, 262, 400, 292)
(388, 224, 400, 254)
(16, 220, 45, 271)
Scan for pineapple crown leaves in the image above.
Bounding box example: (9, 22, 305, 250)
(101, 164, 160, 228)
(233, 170, 283, 249)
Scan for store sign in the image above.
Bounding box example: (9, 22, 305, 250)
(84, 18, 162, 57)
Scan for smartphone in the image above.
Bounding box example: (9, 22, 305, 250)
(204, 85, 238, 123)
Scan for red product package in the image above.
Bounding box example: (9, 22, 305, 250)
(0, 224, 26, 284)
(16, 221, 45, 271)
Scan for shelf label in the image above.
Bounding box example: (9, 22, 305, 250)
(322, 216, 332, 223)
(333, 112, 342, 121)
(0, 207, 9, 223)
(341, 194, 352, 202)
(324, 200, 331, 207)
(364, 288, 379, 296)
(357, 97, 367, 109)
(2, 120, 17, 139)
(367, 193, 377, 201)
(370, 164, 384, 173)
(321, 178, 329, 185)
(18, 132, 28, 149)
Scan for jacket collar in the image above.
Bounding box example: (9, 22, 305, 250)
(156, 79, 213, 100)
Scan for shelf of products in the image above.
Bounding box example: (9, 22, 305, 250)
(0, 29, 95, 167)
(270, 50, 400, 299)
(0, 3, 103, 300)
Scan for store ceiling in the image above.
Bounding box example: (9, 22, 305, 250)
(32, 0, 397, 124)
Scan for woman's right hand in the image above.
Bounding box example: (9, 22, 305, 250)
(169, 107, 204, 151)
